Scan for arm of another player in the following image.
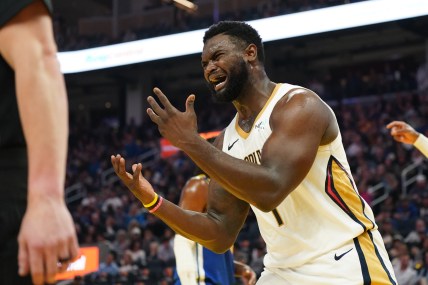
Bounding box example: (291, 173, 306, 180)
(0, 1, 78, 285)
(173, 175, 208, 285)
(387, 121, 428, 158)
(174, 234, 198, 285)
(111, 156, 250, 253)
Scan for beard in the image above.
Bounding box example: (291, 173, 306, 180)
(206, 59, 249, 103)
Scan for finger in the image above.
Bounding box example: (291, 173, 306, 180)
(111, 155, 121, 173)
(392, 135, 404, 142)
(132, 163, 138, 172)
(393, 129, 409, 136)
(111, 155, 116, 170)
(45, 247, 58, 284)
(57, 261, 69, 274)
(147, 108, 161, 125)
(147, 96, 167, 118)
(56, 239, 79, 274)
(250, 272, 257, 284)
(117, 157, 133, 184)
(133, 163, 143, 182)
(390, 127, 398, 136)
(386, 122, 396, 129)
(118, 157, 127, 174)
(153, 87, 175, 112)
(185, 94, 196, 114)
(57, 238, 71, 269)
(386, 121, 403, 129)
(18, 240, 29, 276)
(28, 246, 44, 285)
(68, 237, 80, 263)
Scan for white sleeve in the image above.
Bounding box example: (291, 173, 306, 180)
(414, 134, 428, 158)
(173, 234, 198, 285)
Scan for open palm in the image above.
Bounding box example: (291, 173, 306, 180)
(111, 154, 155, 203)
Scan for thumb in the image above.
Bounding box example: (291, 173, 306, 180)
(186, 94, 196, 114)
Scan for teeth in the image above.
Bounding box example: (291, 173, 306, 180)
(210, 76, 226, 84)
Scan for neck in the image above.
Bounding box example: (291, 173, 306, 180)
(233, 77, 276, 132)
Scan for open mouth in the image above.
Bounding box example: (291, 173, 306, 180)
(210, 75, 227, 91)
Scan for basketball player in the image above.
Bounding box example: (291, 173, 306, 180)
(112, 21, 397, 284)
(387, 121, 428, 158)
(0, 1, 78, 284)
(174, 173, 256, 285)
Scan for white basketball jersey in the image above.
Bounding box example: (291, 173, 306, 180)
(222, 84, 392, 277)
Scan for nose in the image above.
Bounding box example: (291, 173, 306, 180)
(205, 60, 217, 73)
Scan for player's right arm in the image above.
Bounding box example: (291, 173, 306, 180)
(111, 144, 250, 253)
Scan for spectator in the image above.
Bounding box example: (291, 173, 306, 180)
(404, 219, 428, 247)
(126, 240, 147, 266)
(118, 251, 138, 281)
(393, 251, 419, 285)
(95, 250, 119, 282)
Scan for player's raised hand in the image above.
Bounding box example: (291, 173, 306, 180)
(146, 87, 199, 149)
(386, 121, 419, 144)
(111, 154, 156, 204)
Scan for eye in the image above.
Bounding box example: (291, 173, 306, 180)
(213, 52, 222, 60)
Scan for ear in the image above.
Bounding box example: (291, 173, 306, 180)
(244, 43, 258, 63)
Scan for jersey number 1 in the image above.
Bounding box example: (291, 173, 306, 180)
(272, 208, 284, 226)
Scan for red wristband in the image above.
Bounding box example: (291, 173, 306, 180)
(149, 196, 163, 213)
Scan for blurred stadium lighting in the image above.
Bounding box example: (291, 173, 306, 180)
(58, 0, 428, 74)
(162, 0, 198, 13)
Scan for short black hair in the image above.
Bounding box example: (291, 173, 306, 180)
(203, 21, 265, 63)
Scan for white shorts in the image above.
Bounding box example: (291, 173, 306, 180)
(257, 231, 397, 285)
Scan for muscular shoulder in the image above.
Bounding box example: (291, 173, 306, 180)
(271, 88, 338, 144)
(279, 88, 326, 111)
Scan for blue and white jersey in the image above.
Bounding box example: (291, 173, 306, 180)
(174, 234, 235, 285)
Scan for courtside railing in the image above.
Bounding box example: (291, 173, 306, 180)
(401, 158, 427, 195)
(65, 148, 160, 205)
